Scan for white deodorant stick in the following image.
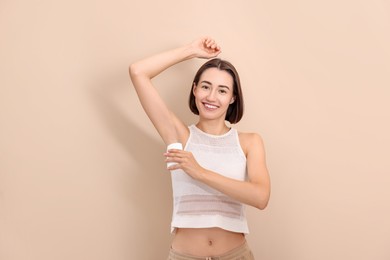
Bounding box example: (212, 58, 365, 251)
(166, 142, 183, 169)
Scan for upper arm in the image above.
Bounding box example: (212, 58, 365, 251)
(129, 65, 189, 145)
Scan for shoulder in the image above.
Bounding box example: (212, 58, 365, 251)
(237, 131, 265, 156)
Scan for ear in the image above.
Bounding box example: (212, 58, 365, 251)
(230, 96, 236, 104)
(192, 82, 197, 95)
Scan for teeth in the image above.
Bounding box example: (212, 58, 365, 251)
(204, 104, 217, 109)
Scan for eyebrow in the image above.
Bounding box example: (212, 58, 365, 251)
(200, 80, 230, 90)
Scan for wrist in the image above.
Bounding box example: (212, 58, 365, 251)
(196, 168, 210, 182)
(181, 43, 198, 60)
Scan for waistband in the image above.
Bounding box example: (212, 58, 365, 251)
(168, 241, 252, 260)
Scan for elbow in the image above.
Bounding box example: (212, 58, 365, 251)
(129, 63, 150, 84)
(256, 200, 269, 210)
(128, 63, 140, 79)
(254, 190, 270, 210)
(254, 179, 270, 210)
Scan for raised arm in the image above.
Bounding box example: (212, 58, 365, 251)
(129, 37, 221, 145)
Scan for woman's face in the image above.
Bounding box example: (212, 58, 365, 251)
(193, 68, 235, 121)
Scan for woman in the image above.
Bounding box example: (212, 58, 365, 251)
(129, 37, 270, 260)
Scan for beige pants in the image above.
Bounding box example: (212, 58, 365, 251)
(167, 242, 255, 260)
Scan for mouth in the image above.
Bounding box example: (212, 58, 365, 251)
(202, 102, 219, 110)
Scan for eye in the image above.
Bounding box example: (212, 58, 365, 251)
(219, 89, 227, 94)
(201, 85, 210, 90)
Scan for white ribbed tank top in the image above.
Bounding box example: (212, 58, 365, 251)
(170, 124, 249, 234)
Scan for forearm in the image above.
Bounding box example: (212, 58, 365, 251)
(165, 145, 270, 209)
(198, 169, 270, 210)
(129, 44, 195, 80)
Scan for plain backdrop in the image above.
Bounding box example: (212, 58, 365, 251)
(1, 1, 389, 259)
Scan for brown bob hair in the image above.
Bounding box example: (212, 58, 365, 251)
(189, 58, 244, 124)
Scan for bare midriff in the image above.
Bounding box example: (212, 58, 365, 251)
(171, 227, 246, 256)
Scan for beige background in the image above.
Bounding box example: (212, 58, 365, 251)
(1, 0, 390, 259)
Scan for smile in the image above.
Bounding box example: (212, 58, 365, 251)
(203, 103, 219, 110)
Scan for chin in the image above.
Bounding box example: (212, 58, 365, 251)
(198, 112, 226, 122)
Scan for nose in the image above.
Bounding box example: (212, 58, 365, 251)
(206, 89, 217, 101)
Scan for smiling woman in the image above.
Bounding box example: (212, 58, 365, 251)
(129, 37, 270, 259)
(193, 68, 235, 124)
(189, 59, 244, 125)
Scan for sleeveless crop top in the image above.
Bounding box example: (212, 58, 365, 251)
(170, 124, 249, 234)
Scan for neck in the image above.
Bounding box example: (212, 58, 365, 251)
(196, 119, 230, 135)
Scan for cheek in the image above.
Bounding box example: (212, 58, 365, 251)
(193, 92, 203, 106)
(194, 89, 206, 100)
(222, 95, 233, 105)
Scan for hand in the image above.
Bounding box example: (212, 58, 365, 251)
(190, 37, 221, 59)
(164, 149, 205, 179)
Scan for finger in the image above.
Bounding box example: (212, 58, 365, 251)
(164, 151, 179, 158)
(167, 163, 181, 171)
(203, 38, 210, 47)
(165, 151, 181, 158)
(206, 38, 215, 48)
(165, 155, 182, 162)
(167, 149, 182, 153)
(164, 153, 184, 161)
